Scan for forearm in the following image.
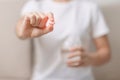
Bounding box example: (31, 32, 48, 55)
(88, 48, 111, 66)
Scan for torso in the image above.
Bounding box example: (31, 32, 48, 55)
(31, 0, 95, 80)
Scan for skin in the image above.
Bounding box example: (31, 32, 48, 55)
(16, 12, 55, 39)
(66, 36, 111, 67)
(16, 0, 111, 68)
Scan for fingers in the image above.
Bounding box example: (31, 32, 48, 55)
(67, 62, 85, 68)
(22, 16, 31, 34)
(38, 12, 48, 28)
(70, 46, 84, 52)
(66, 55, 83, 67)
(47, 12, 54, 22)
(66, 50, 86, 67)
(25, 12, 50, 28)
(67, 49, 87, 61)
(65, 51, 89, 67)
(46, 12, 55, 28)
(28, 13, 36, 26)
(23, 12, 55, 38)
(25, 12, 55, 28)
(16, 16, 32, 39)
(42, 24, 54, 34)
(67, 58, 87, 67)
(40, 12, 55, 34)
(67, 56, 81, 64)
(66, 53, 86, 67)
(67, 52, 82, 65)
(31, 24, 53, 38)
(33, 12, 42, 27)
(65, 51, 81, 67)
(62, 46, 84, 54)
(68, 51, 82, 59)
(66, 46, 85, 59)
(24, 16, 31, 26)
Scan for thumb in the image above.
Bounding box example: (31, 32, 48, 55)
(19, 16, 30, 34)
(42, 24, 54, 34)
(22, 16, 31, 29)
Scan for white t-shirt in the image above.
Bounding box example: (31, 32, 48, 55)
(21, 0, 109, 80)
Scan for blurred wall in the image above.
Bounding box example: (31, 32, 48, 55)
(0, 0, 120, 80)
(93, 4, 120, 80)
(93, 0, 120, 5)
(0, 0, 31, 80)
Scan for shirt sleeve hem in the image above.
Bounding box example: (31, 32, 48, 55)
(93, 29, 110, 38)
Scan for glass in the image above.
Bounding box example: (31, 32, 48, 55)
(61, 35, 82, 62)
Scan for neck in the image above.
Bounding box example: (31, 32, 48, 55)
(53, 0, 71, 3)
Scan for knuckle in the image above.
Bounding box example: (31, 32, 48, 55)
(37, 17, 41, 22)
(77, 51, 81, 56)
(36, 18, 41, 25)
(24, 15, 29, 20)
(31, 15, 36, 19)
(38, 17, 41, 21)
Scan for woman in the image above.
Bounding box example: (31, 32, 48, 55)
(16, 0, 111, 80)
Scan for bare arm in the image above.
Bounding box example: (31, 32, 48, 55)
(66, 35, 111, 67)
(88, 35, 111, 66)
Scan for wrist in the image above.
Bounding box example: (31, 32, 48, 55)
(86, 53, 99, 66)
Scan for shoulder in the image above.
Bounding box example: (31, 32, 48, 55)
(76, 0, 99, 11)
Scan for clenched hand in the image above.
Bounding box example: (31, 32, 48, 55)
(16, 12, 55, 39)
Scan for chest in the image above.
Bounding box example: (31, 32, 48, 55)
(38, 5, 92, 47)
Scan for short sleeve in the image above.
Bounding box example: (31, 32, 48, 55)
(91, 4, 110, 38)
(21, 0, 39, 16)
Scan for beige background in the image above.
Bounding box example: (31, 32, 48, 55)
(0, 0, 120, 80)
